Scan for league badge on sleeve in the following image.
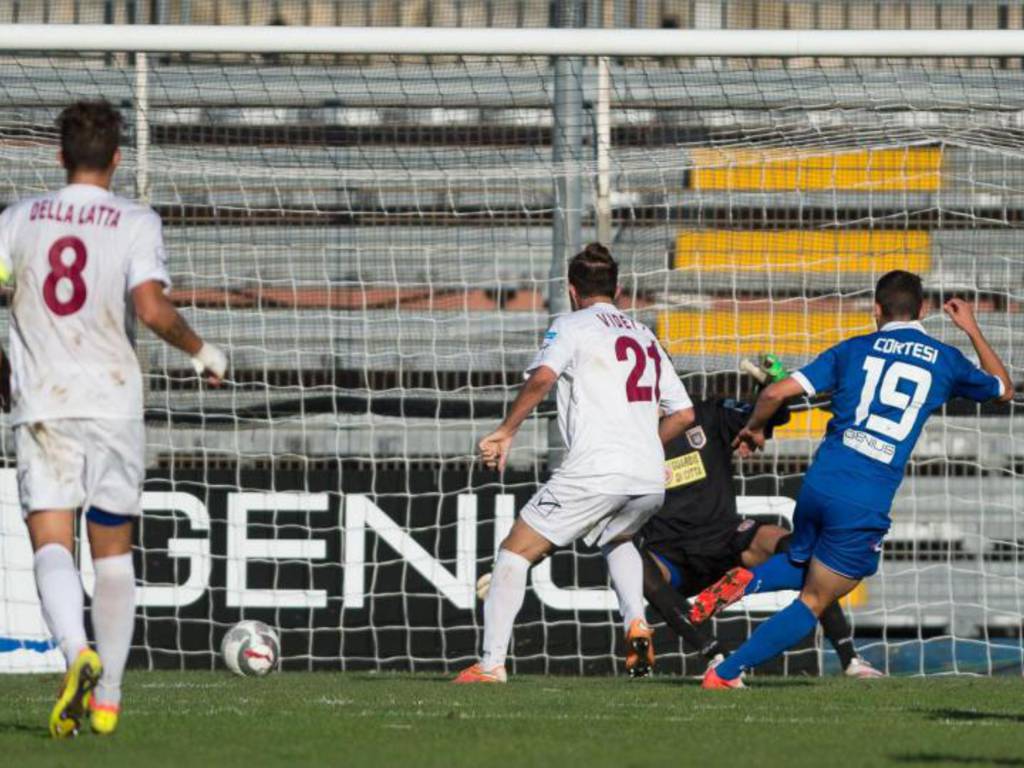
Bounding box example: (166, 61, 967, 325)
(736, 518, 756, 534)
(685, 426, 707, 450)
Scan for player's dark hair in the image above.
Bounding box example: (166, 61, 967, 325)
(568, 242, 618, 300)
(875, 270, 924, 321)
(56, 100, 122, 174)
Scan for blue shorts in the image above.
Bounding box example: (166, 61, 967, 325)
(788, 482, 889, 580)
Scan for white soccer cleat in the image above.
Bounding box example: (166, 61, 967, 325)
(704, 653, 726, 675)
(844, 656, 885, 679)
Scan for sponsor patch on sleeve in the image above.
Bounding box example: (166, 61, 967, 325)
(664, 452, 707, 489)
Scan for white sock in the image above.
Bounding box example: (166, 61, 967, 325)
(602, 541, 646, 630)
(91, 553, 136, 706)
(34, 543, 88, 665)
(480, 549, 531, 669)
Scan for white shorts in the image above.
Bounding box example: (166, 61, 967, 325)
(15, 418, 145, 519)
(519, 476, 664, 548)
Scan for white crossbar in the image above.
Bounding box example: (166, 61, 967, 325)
(3, 25, 1024, 57)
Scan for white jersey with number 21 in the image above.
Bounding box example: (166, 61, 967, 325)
(0, 183, 170, 426)
(526, 301, 692, 495)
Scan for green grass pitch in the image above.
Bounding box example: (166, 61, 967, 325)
(1, 672, 1022, 767)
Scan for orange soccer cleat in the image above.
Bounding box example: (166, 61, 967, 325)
(689, 567, 754, 625)
(624, 619, 655, 678)
(452, 663, 508, 684)
(702, 665, 745, 690)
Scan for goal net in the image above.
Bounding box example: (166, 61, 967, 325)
(0, 29, 1020, 676)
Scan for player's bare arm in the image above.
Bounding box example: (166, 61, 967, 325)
(132, 280, 226, 386)
(478, 364, 558, 471)
(733, 376, 805, 456)
(658, 406, 695, 445)
(943, 298, 1013, 402)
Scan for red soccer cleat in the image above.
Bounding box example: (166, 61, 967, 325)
(624, 618, 655, 678)
(689, 567, 754, 624)
(452, 663, 507, 684)
(702, 665, 745, 690)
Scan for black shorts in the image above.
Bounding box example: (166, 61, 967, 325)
(644, 519, 763, 598)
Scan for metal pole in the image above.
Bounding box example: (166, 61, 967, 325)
(595, 0, 613, 245)
(548, 0, 583, 470)
(595, 56, 611, 245)
(135, 51, 150, 203)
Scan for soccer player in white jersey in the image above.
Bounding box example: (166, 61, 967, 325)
(454, 243, 695, 683)
(0, 101, 227, 737)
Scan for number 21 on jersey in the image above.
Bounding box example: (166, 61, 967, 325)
(855, 355, 932, 442)
(615, 336, 661, 403)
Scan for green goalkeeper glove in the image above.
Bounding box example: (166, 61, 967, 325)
(762, 354, 789, 383)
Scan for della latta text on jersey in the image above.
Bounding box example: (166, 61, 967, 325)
(29, 199, 122, 229)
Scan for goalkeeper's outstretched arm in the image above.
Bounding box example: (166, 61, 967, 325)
(732, 377, 806, 456)
(132, 280, 227, 385)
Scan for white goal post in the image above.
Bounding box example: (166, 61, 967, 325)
(0, 24, 1019, 677)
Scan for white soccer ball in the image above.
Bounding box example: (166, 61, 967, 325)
(221, 620, 280, 677)
(476, 572, 492, 601)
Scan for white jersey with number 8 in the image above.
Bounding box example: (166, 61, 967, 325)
(526, 301, 692, 495)
(0, 183, 170, 425)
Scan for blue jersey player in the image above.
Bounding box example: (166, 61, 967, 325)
(689, 270, 1013, 689)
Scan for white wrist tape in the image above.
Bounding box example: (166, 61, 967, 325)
(191, 343, 227, 379)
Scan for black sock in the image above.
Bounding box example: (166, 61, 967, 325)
(642, 551, 722, 659)
(774, 534, 857, 669)
(819, 601, 857, 669)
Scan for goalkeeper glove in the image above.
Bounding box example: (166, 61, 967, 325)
(761, 354, 790, 383)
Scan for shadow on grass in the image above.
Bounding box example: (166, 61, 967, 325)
(0, 719, 46, 738)
(889, 755, 1024, 766)
(738, 678, 818, 689)
(341, 673, 453, 684)
(651, 676, 818, 689)
(921, 708, 1024, 725)
(336, 672, 820, 688)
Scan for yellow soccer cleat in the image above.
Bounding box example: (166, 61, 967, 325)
(49, 649, 102, 739)
(89, 701, 120, 735)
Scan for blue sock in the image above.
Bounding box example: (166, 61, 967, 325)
(745, 553, 807, 595)
(716, 599, 817, 681)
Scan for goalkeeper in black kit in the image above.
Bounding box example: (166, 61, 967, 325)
(636, 359, 882, 678)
